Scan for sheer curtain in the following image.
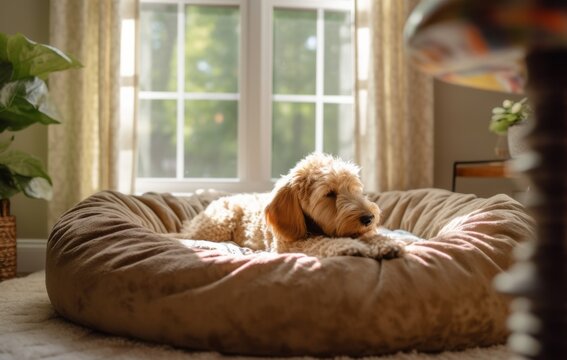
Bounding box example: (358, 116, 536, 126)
(48, 0, 137, 227)
(354, 0, 434, 192)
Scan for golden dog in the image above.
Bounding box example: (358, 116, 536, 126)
(178, 153, 406, 259)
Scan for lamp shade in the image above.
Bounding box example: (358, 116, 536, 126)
(404, 0, 567, 93)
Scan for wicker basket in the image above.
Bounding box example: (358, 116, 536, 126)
(0, 215, 16, 281)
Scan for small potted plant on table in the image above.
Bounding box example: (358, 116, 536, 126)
(489, 97, 531, 158)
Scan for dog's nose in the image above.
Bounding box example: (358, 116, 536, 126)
(360, 214, 374, 226)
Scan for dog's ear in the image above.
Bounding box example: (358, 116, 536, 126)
(265, 184, 307, 242)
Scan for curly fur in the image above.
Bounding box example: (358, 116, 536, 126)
(177, 153, 406, 259)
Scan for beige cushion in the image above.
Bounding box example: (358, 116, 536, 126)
(45, 188, 533, 356)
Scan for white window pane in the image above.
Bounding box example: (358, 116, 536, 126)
(272, 102, 315, 177)
(324, 11, 353, 96)
(323, 104, 354, 161)
(140, 4, 177, 92)
(184, 100, 238, 178)
(138, 100, 177, 178)
(185, 6, 239, 93)
(273, 9, 317, 95)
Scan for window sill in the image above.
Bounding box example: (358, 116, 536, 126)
(135, 178, 275, 195)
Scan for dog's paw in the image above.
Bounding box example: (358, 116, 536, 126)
(371, 241, 406, 259)
(314, 240, 373, 258)
(361, 235, 406, 260)
(331, 244, 372, 258)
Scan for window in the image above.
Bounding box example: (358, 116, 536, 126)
(130, 0, 353, 194)
(271, 7, 353, 177)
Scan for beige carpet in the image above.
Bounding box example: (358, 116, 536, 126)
(0, 272, 511, 360)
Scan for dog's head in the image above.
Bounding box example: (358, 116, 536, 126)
(265, 153, 381, 242)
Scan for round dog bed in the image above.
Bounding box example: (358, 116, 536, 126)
(45, 188, 533, 356)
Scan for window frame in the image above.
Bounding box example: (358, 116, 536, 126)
(132, 0, 353, 195)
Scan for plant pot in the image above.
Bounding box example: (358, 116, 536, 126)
(0, 214, 16, 281)
(0, 199, 16, 281)
(507, 121, 530, 158)
(494, 135, 510, 158)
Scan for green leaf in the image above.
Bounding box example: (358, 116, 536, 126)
(504, 114, 519, 125)
(23, 177, 52, 200)
(0, 33, 82, 81)
(0, 135, 13, 153)
(0, 165, 21, 199)
(0, 77, 60, 132)
(0, 34, 7, 61)
(0, 62, 13, 85)
(0, 182, 20, 199)
(0, 149, 51, 183)
(491, 114, 505, 121)
(489, 119, 509, 135)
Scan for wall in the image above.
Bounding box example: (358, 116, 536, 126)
(0, 0, 50, 239)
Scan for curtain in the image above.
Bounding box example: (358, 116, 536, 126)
(117, 0, 140, 195)
(354, 0, 434, 192)
(48, 0, 127, 227)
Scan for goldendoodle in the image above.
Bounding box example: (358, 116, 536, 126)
(177, 153, 407, 259)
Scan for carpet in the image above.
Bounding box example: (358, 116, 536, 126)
(0, 272, 511, 360)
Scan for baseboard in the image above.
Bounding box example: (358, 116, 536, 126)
(17, 238, 47, 274)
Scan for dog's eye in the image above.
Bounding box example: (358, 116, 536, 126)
(326, 190, 337, 198)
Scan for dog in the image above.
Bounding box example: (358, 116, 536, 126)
(177, 153, 407, 259)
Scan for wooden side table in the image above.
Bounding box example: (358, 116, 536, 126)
(451, 160, 508, 192)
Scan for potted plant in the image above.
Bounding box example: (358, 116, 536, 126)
(489, 97, 531, 158)
(0, 33, 81, 280)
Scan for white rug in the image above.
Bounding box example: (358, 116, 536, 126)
(0, 272, 511, 360)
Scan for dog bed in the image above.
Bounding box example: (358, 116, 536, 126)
(45, 188, 533, 356)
